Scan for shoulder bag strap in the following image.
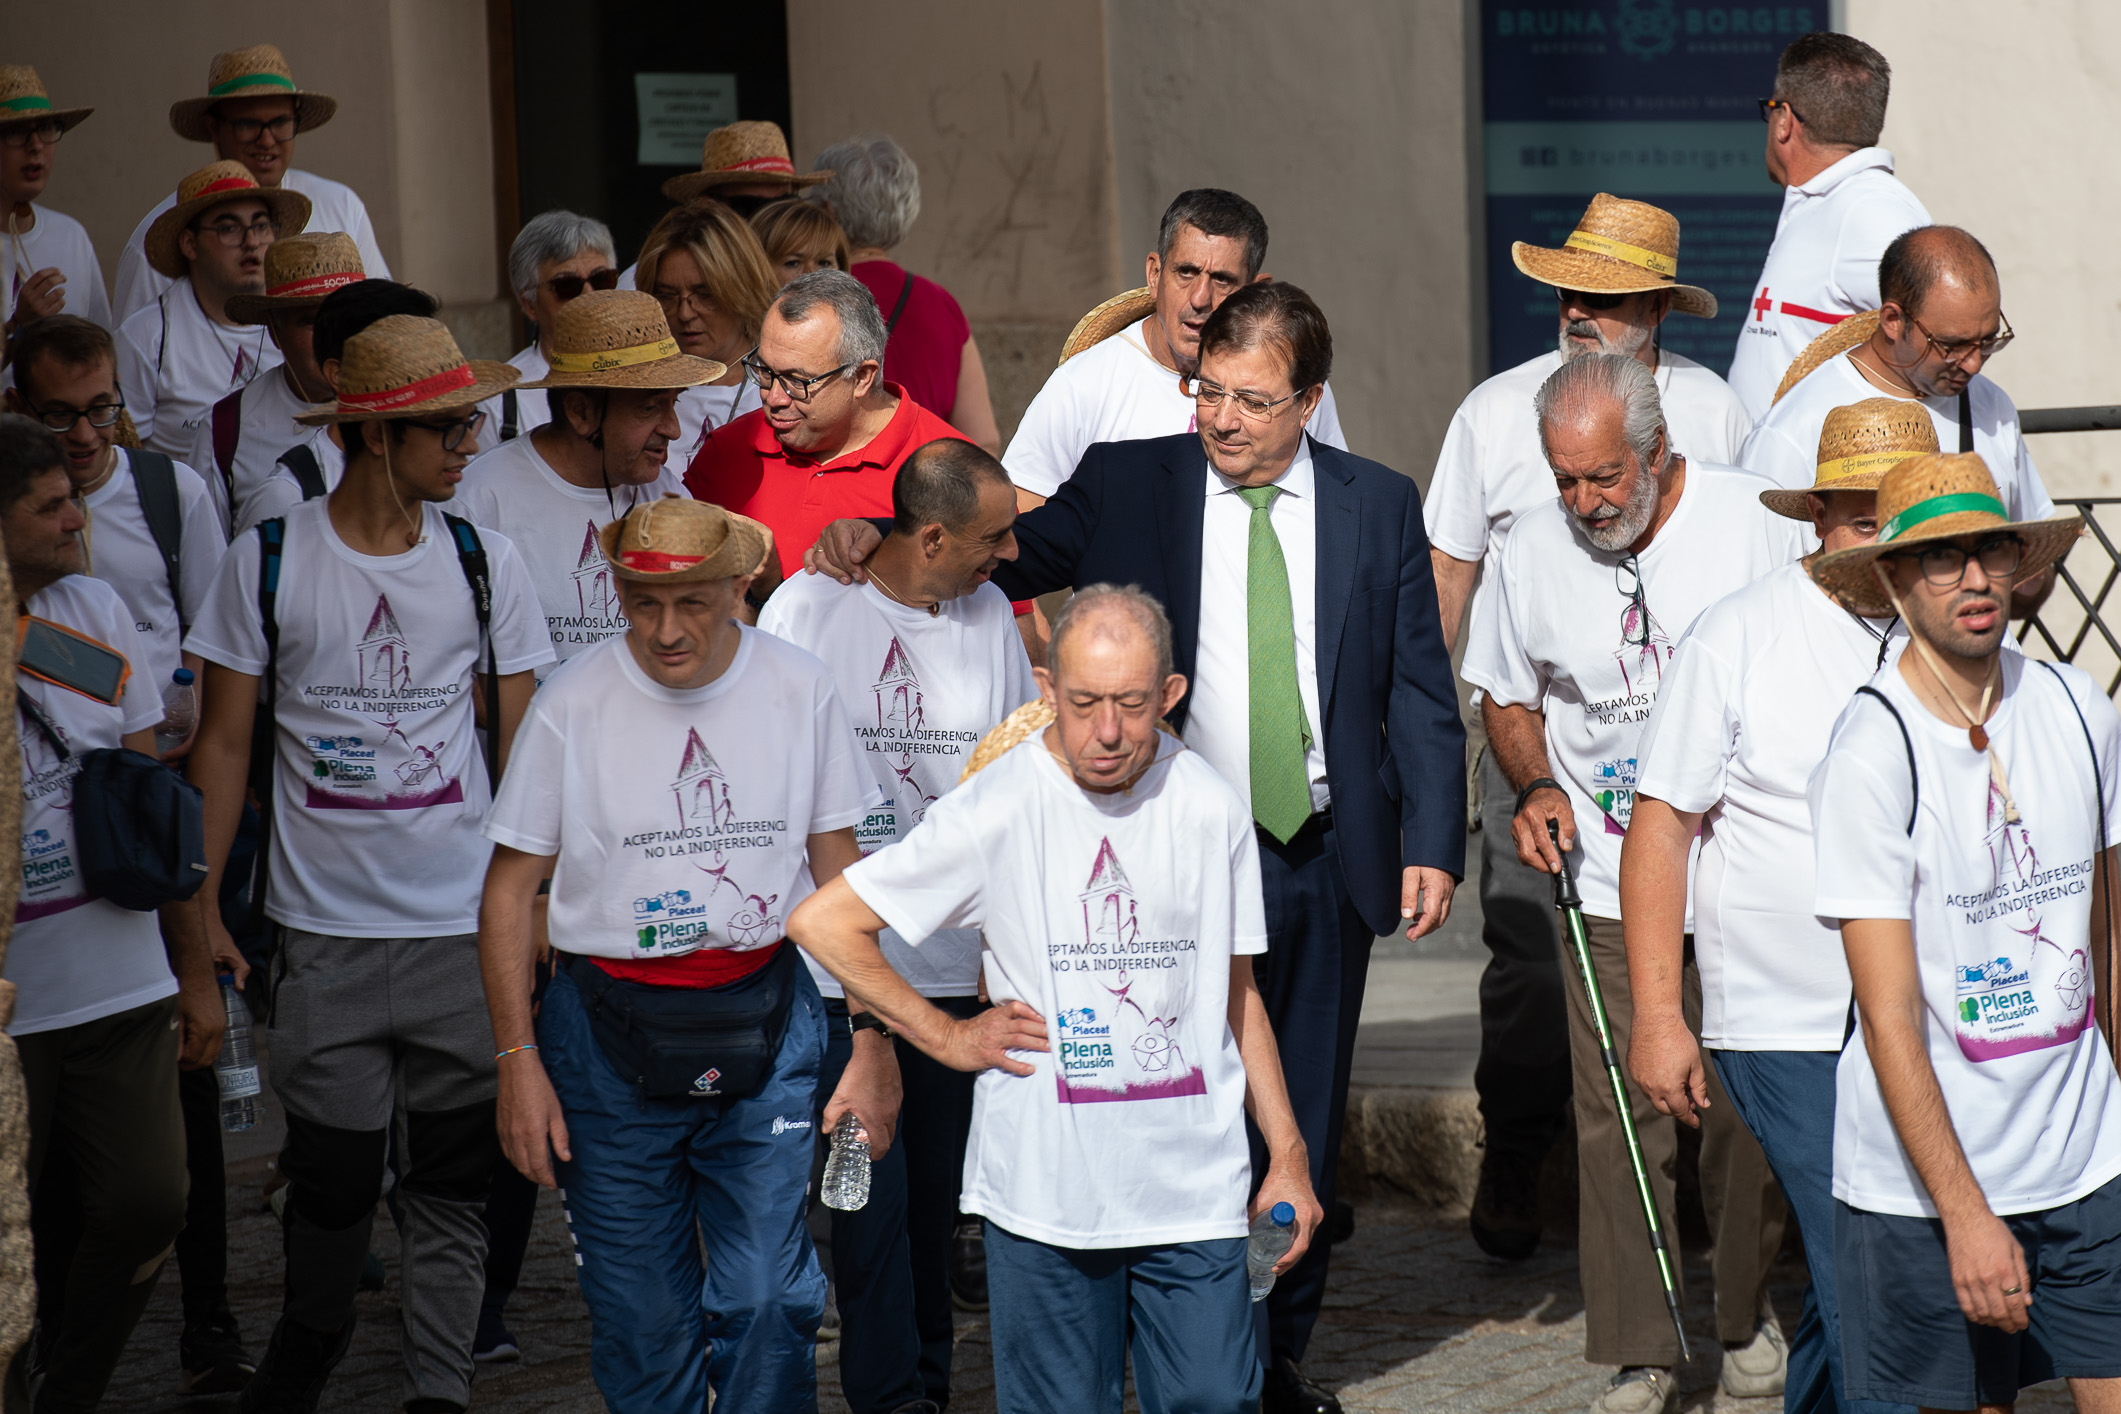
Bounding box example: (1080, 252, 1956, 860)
(277, 443, 327, 501)
(886, 267, 915, 336)
(211, 386, 244, 489)
(442, 513, 502, 786)
(16, 690, 68, 761)
(128, 449, 185, 631)
(1853, 684, 1919, 837)
(1959, 387, 1974, 454)
(501, 387, 519, 442)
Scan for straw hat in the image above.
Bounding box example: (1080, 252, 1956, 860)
(0, 67, 92, 134)
(1807, 452, 2082, 616)
(1772, 310, 1880, 406)
(518, 290, 725, 391)
(225, 231, 365, 324)
(1059, 287, 1159, 365)
(296, 315, 518, 425)
(169, 45, 337, 143)
(597, 496, 771, 584)
(144, 160, 312, 278)
(1759, 397, 1940, 520)
(1510, 194, 1716, 319)
(661, 121, 832, 203)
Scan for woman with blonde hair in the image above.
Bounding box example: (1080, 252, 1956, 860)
(750, 198, 850, 286)
(634, 200, 779, 460)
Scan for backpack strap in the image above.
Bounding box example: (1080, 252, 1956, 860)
(128, 449, 186, 633)
(1854, 685, 1919, 836)
(247, 517, 286, 938)
(2037, 660, 2106, 857)
(1958, 387, 1974, 454)
(277, 443, 327, 501)
(500, 387, 519, 442)
(443, 513, 503, 786)
(210, 386, 244, 496)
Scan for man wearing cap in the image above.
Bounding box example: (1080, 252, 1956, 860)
(0, 66, 109, 333)
(474, 211, 619, 446)
(1728, 33, 1931, 420)
(1805, 455, 2121, 1414)
(1424, 195, 1752, 1262)
(1464, 352, 1804, 1414)
(186, 317, 553, 1412)
(478, 495, 884, 1412)
(189, 232, 364, 535)
(1622, 399, 1937, 1414)
(115, 161, 309, 457)
(114, 44, 389, 326)
(758, 437, 1034, 1412)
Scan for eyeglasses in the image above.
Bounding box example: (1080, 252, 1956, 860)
(23, 396, 125, 433)
(653, 286, 720, 316)
(1756, 97, 1807, 124)
(0, 121, 64, 150)
(1180, 376, 1304, 421)
(192, 215, 278, 247)
(404, 411, 487, 452)
(1892, 534, 2025, 590)
(740, 348, 852, 402)
(547, 268, 620, 301)
(1904, 310, 2015, 369)
(1555, 287, 1630, 312)
(1617, 556, 1651, 647)
(214, 114, 297, 144)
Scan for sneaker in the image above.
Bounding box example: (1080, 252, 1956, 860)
(948, 1220, 989, 1312)
(471, 1306, 519, 1365)
(238, 1314, 355, 1414)
(179, 1307, 257, 1395)
(1720, 1314, 1788, 1399)
(1468, 1148, 1542, 1260)
(1589, 1367, 1674, 1414)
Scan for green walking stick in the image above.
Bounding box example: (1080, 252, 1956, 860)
(1547, 817, 1690, 1364)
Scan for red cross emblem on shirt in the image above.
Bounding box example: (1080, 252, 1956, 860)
(1752, 288, 1773, 322)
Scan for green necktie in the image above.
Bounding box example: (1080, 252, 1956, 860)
(1236, 485, 1314, 843)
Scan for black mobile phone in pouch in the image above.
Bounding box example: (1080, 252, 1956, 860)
(17, 616, 131, 706)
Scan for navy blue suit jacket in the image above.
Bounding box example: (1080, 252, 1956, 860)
(992, 433, 1466, 937)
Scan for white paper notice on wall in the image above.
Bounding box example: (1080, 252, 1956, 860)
(635, 73, 739, 166)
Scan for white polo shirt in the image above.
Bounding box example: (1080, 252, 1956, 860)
(115, 278, 282, 457)
(1726, 148, 1931, 420)
(3, 203, 113, 330)
(187, 364, 323, 536)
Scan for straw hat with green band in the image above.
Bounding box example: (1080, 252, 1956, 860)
(1760, 397, 1940, 520)
(0, 67, 92, 134)
(517, 290, 725, 391)
(169, 45, 338, 143)
(1807, 451, 2083, 616)
(1510, 193, 1716, 319)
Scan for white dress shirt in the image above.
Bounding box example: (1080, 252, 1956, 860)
(1183, 438, 1329, 816)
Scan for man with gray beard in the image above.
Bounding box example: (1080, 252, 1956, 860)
(1422, 196, 1751, 1264)
(1462, 353, 1802, 1414)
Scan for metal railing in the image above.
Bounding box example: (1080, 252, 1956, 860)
(2019, 498, 2121, 695)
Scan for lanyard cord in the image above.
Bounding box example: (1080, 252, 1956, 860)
(1874, 563, 2019, 823)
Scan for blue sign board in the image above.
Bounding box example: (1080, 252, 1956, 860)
(1481, 2, 1827, 375)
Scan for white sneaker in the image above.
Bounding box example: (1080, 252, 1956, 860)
(1590, 1366, 1675, 1414)
(1719, 1315, 1788, 1398)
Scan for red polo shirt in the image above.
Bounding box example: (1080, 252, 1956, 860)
(684, 384, 968, 578)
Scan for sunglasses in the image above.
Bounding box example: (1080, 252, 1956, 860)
(546, 268, 620, 301)
(1555, 287, 1631, 312)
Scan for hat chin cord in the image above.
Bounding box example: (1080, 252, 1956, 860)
(1873, 561, 2020, 823)
(379, 433, 426, 549)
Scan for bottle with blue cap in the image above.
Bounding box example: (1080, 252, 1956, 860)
(1247, 1201, 1297, 1302)
(154, 667, 197, 757)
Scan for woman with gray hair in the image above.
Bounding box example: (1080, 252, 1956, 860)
(476, 209, 618, 443)
(811, 135, 1001, 454)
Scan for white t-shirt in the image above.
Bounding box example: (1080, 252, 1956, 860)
(1727, 148, 1932, 420)
(1811, 656, 2121, 1216)
(1740, 354, 2054, 526)
(1635, 561, 1900, 1050)
(185, 499, 554, 937)
(1002, 323, 1349, 499)
(758, 573, 1038, 997)
(235, 425, 345, 535)
(1461, 464, 1808, 919)
(3, 203, 113, 330)
(473, 345, 554, 444)
(186, 364, 323, 537)
(115, 278, 282, 456)
(1425, 348, 1754, 637)
(83, 448, 228, 693)
(112, 170, 391, 326)
(483, 629, 871, 960)
(453, 434, 688, 668)
(843, 734, 1267, 1249)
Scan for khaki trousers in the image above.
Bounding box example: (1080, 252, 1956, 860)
(1567, 916, 1786, 1366)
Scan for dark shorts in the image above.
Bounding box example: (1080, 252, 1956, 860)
(1836, 1172, 2121, 1408)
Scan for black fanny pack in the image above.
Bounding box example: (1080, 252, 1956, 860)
(563, 943, 798, 1102)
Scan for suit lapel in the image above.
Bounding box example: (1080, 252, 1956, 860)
(1159, 443, 1205, 685)
(1312, 439, 1358, 717)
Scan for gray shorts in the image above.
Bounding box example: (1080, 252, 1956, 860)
(268, 930, 496, 1130)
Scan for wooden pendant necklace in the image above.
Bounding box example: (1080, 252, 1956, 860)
(1874, 563, 2020, 821)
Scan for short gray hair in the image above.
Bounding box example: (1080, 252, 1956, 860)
(1534, 352, 1667, 472)
(1047, 584, 1174, 683)
(809, 135, 920, 251)
(508, 210, 615, 301)
(773, 269, 888, 370)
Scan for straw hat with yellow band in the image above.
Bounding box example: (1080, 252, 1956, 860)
(169, 45, 338, 143)
(1510, 194, 1717, 319)
(517, 289, 725, 391)
(598, 495, 773, 584)
(1759, 397, 1940, 520)
(143, 160, 312, 279)
(225, 231, 365, 324)
(661, 121, 833, 204)
(296, 315, 518, 426)
(0, 67, 92, 134)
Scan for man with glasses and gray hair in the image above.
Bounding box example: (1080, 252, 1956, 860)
(1464, 352, 1804, 1414)
(474, 210, 620, 446)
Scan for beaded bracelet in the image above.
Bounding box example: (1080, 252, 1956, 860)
(495, 1043, 539, 1060)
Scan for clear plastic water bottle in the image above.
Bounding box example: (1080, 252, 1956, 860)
(1247, 1202, 1297, 1302)
(154, 668, 198, 756)
(216, 975, 261, 1131)
(821, 1111, 870, 1211)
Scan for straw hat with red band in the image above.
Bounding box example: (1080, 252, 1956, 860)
(0, 67, 92, 134)
(1760, 397, 1940, 520)
(225, 231, 365, 324)
(1807, 452, 2083, 617)
(518, 289, 725, 391)
(296, 315, 518, 426)
(169, 44, 338, 143)
(144, 160, 312, 279)
(1511, 193, 1717, 319)
(598, 495, 772, 584)
(661, 121, 833, 204)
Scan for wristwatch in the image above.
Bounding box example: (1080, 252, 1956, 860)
(849, 1011, 893, 1040)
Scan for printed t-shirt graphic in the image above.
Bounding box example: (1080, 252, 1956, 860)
(758, 572, 1035, 996)
(1056, 834, 1208, 1103)
(483, 627, 871, 961)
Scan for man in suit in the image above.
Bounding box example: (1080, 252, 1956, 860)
(806, 281, 1465, 1414)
